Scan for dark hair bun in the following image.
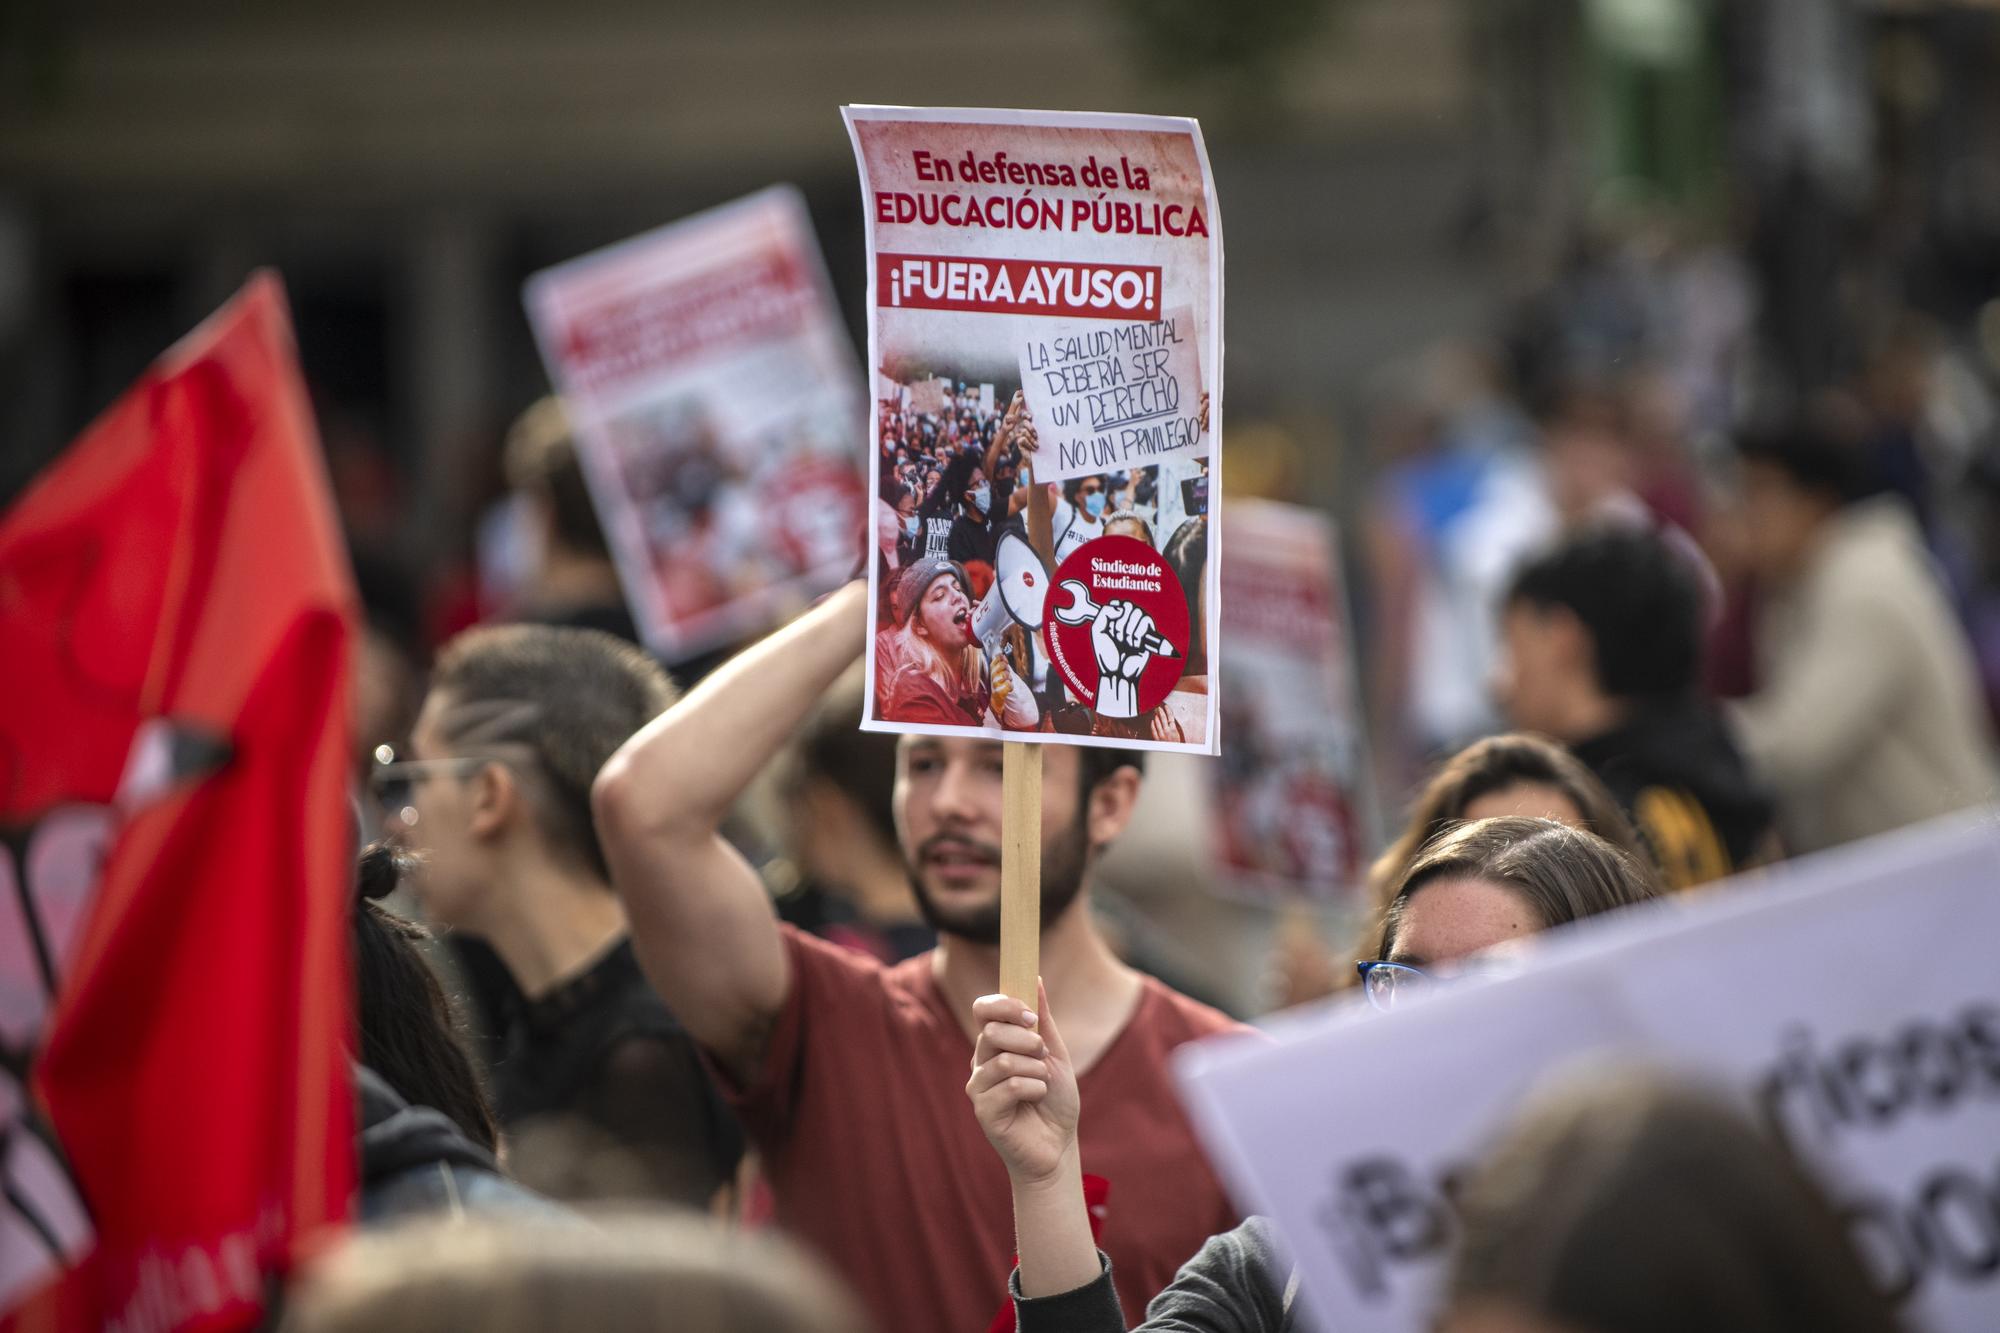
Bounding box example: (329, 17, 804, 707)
(356, 841, 409, 902)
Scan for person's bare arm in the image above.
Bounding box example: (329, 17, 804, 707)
(1029, 483, 1057, 573)
(985, 393, 1023, 481)
(967, 986, 1101, 1299)
(593, 582, 869, 1082)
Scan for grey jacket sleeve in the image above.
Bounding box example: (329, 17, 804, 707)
(1011, 1218, 1299, 1333)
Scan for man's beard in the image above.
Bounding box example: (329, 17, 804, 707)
(905, 810, 1090, 946)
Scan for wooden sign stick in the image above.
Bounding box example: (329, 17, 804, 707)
(999, 741, 1044, 1004)
(1002, 448, 1056, 1006)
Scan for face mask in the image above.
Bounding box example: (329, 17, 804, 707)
(903, 514, 920, 538)
(1083, 491, 1106, 519)
(972, 484, 992, 515)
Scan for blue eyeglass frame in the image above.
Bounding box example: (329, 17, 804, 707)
(1354, 960, 1434, 1012)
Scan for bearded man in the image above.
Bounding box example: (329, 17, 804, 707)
(593, 583, 1244, 1332)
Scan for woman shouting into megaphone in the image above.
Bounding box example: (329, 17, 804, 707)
(875, 556, 1040, 732)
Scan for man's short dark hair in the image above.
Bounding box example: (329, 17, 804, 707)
(1076, 746, 1145, 824)
(505, 397, 611, 559)
(1506, 526, 1701, 700)
(792, 674, 900, 851)
(1734, 417, 1876, 506)
(431, 624, 677, 880)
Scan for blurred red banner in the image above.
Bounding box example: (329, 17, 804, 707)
(0, 273, 356, 1332)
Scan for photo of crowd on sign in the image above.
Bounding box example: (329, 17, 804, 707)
(870, 371, 1212, 747)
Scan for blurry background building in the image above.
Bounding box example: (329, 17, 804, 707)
(7, 0, 2000, 1014)
(3, 0, 1481, 533)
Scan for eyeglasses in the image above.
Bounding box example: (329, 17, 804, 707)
(1354, 961, 1436, 1013)
(368, 745, 486, 825)
(1354, 957, 1517, 1013)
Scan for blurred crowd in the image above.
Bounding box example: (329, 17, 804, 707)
(312, 382, 1996, 1333)
(13, 8, 1988, 1322)
(290, 148, 2000, 1330)
(1359, 210, 2000, 868)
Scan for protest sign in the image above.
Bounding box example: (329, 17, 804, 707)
(0, 275, 356, 1331)
(1213, 501, 1370, 903)
(846, 105, 1222, 756)
(525, 185, 867, 664)
(1177, 811, 2000, 1332)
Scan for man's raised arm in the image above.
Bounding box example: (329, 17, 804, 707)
(592, 581, 870, 1082)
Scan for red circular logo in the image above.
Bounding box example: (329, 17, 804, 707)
(1046, 535, 1189, 719)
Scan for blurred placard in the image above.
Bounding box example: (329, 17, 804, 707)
(1213, 500, 1369, 903)
(525, 186, 866, 663)
(1178, 812, 2000, 1332)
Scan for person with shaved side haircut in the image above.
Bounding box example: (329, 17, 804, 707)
(380, 624, 742, 1208)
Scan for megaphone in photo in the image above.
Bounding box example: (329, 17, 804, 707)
(972, 530, 1048, 656)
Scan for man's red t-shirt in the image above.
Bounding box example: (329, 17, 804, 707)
(718, 926, 1245, 1332)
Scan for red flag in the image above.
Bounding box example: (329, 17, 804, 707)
(0, 273, 357, 1331)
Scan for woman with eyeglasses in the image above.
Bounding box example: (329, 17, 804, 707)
(1356, 814, 1659, 1012)
(1273, 732, 1650, 1009)
(966, 817, 1661, 1332)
